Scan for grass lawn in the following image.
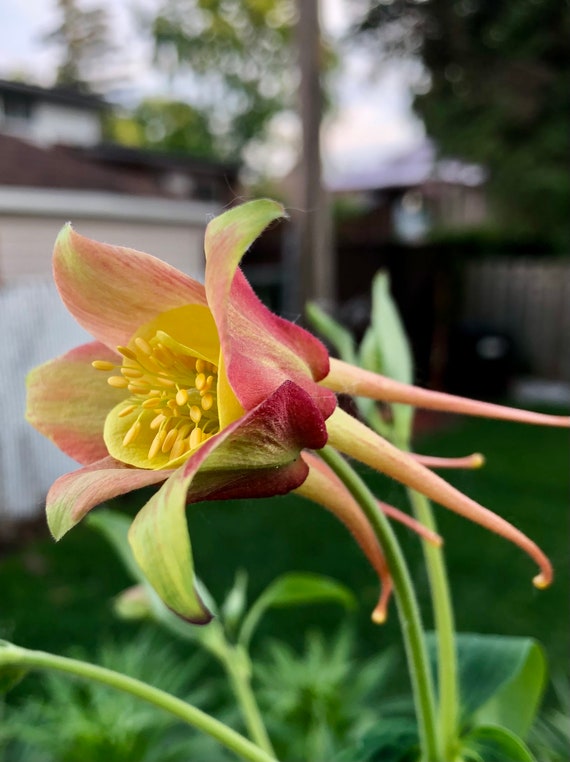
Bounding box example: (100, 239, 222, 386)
(1, 406, 568, 684)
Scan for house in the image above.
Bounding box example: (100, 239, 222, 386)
(0, 79, 239, 524)
(0, 79, 239, 284)
(0, 78, 105, 148)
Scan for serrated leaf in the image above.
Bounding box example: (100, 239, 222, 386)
(239, 573, 356, 649)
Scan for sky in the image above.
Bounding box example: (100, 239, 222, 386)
(0, 0, 425, 177)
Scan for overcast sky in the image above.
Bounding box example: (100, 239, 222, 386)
(0, 0, 424, 176)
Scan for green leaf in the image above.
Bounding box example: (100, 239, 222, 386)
(334, 717, 419, 762)
(427, 633, 546, 737)
(460, 724, 536, 762)
(221, 570, 249, 633)
(369, 271, 413, 386)
(306, 301, 357, 365)
(368, 272, 414, 442)
(473, 640, 546, 739)
(239, 573, 356, 650)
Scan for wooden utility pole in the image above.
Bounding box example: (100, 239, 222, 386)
(294, 0, 335, 314)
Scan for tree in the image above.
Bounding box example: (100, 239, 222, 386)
(353, 0, 570, 248)
(108, 99, 219, 159)
(147, 0, 299, 158)
(42, 0, 116, 92)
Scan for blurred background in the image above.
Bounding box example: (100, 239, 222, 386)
(0, 1, 568, 757)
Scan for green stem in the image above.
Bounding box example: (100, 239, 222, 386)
(222, 646, 276, 757)
(0, 643, 278, 762)
(406, 486, 459, 759)
(318, 446, 442, 762)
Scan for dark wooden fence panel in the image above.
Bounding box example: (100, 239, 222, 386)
(462, 258, 570, 381)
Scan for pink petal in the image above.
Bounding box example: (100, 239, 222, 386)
(325, 358, 570, 428)
(54, 225, 207, 350)
(377, 501, 443, 546)
(129, 380, 329, 622)
(26, 341, 124, 465)
(204, 200, 336, 418)
(295, 452, 393, 623)
(327, 407, 553, 589)
(47, 456, 171, 540)
(411, 453, 485, 470)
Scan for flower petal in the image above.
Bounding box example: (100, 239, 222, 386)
(54, 225, 207, 350)
(128, 380, 328, 622)
(26, 342, 125, 465)
(295, 452, 393, 623)
(411, 453, 485, 469)
(325, 358, 570, 428)
(204, 200, 336, 418)
(47, 456, 171, 540)
(326, 407, 553, 589)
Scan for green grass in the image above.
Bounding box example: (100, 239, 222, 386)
(1, 407, 567, 682)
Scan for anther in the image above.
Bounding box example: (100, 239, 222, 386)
(142, 398, 161, 409)
(195, 373, 206, 391)
(162, 428, 178, 453)
(201, 393, 214, 411)
(150, 413, 166, 430)
(118, 405, 137, 418)
(176, 388, 189, 406)
(121, 368, 144, 378)
(92, 360, 116, 371)
(195, 359, 206, 374)
(190, 406, 202, 423)
(128, 383, 150, 394)
(156, 377, 176, 388)
(117, 346, 137, 361)
(122, 419, 141, 446)
(148, 429, 167, 459)
(190, 427, 203, 449)
(108, 376, 129, 388)
(177, 423, 192, 440)
(170, 437, 189, 460)
(134, 337, 153, 355)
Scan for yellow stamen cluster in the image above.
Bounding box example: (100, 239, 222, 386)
(94, 334, 219, 464)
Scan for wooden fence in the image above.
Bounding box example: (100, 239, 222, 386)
(462, 258, 570, 382)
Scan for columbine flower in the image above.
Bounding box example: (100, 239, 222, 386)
(27, 199, 569, 623)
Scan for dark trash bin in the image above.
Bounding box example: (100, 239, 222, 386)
(445, 322, 516, 398)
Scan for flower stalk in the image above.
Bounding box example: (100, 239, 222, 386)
(0, 643, 278, 762)
(406, 486, 459, 760)
(318, 446, 442, 762)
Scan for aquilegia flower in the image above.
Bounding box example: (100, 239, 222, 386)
(27, 199, 569, 623)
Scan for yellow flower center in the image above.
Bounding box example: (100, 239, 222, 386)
(93, 329, 220, 468)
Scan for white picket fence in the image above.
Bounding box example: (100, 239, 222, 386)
(0, 280, 91, 523)
(462, 258, 570, 382)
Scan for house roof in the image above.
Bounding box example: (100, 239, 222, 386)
(0, 79, 106, 111)
(0, 133, 157, 195)
(325, 140, 486, 193)
(75, 143, 240, 179)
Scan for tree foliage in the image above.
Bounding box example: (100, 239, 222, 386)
(108, 99, 218, 159)
(353, 0, 570, 248)
(148, 0, 298, 159)
(42, 0, 116, 92)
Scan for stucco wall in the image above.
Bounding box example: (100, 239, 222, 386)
(0, 187, 220, 284)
